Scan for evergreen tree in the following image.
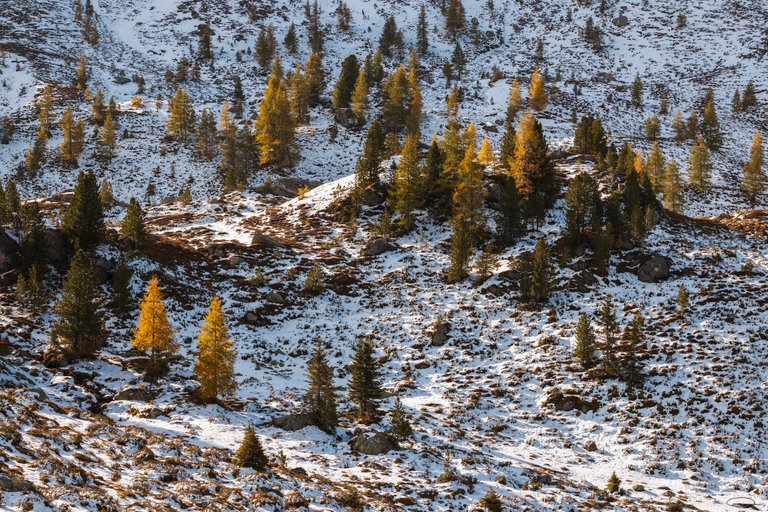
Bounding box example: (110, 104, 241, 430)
(645, 142, 665, 188)
(417, 4, 429, 55)
(288, 64, 310, 125)
(255, 58, 298, 168)
(741, 81, 758, 110)
(348, 337, 383, 422)
(618, 313, 645, 386)
(307, 0, 324, 53)
(445, 0, 466, 38)
(497, 175, 521, 245)
(234, 425, 268, 471)
(389, 396, 413, 440)
(59, 105, 86, 166)
(598, 296, 619, 375)
(732, 89, 742, 113)
(284, 22, 298, 54)
(37, 85, 55, 132)
(442, 86, 464, 174)
(121, 197, 148, 249)
(406, 58, 423, 134)
(701, 89, 722, 150)
(391, 133, 423, 228)
(511, 112, 553, 199)
(382, 65, 411, 133)
(195, 295, 237, 403)
(645, 114, 660, 140)
(49, 250, 106, 360)
(167, 86, 196, 141)
(742, 129, 765, 207)
(452, 123, 486, 235)
(91, 88, 105, 125)
(350, 69, 369, 122)
(662, 159, 684, 213)
(62, 169, 104, 251)
(335, 0, 352, 31)
(18, 202, 46, 273)
(451, 42, 466, 79)
(574, 313, 596, 369)
(479, 489, 504, 512)
(686, 109, 699, 140)
(631, 73, 643, 108)
(25, 124, 47, 175)
(379, 16, 401, 58)
(16, 264, 45, 313)
(304, 52, 326, 105)
(528, 67, 547, 111)
(255, 25, 277, 70)
(3, 178, 20, 227)
(197, 22, 213, 62)
(305, 340, 338, 432)
(332, 54, 360, 110)
(499, 121, 516, 171)
(447, 215, 472, 283)
(520, 237, 553, 304)
(100, 112, 117, 160)
(607, 472, 621, 493)
(111, 257, 133, 315)
(354, 121, 385, 192)
(564, 172, 599, 243)
(572, 115, 607, 155)
(195, 108, 217, 159)
(132, 276, 177, 380)
(506, 79, 522, 124)
(688, 135, 712, 193)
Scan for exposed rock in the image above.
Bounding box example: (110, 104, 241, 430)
(359, 183, 386, 207)
(349, 431, 398, 455)
(544, 388, 600, 413)
(251, 231, 290, 251)
(113, 385, 159, 402)
(0, 476, 34, 492)
(0, 230, 19, 273)
(636, 253, 671, 282)
(566, 270, 598, 293)
(263, 177, 321, 198)
(429, 318, 451, 347)
(584, 440, 598, 452)
(481, 122, 498, 133)
(92, 256, 115, 284)
(43, 228, 72, 266)
(362, 237, 398, 258)
(273, 413, 314, 431)
(612, 14, 629, 27)
(264, 290, 287, 304)
(334, 107, 363, 129)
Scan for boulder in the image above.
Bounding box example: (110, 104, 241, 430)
(430, 318, 451, 347)
(0, 230, 19, 273)
(362, 238, 398, 258)
(92, 256, 115, 284)
(334, 107, 363, 129)
(113, 385, 159, 402)
(584, 440, 598, 452)
(636, 254, 671, 282)
(612, 14, 629, 27)
(566, 270, 598, 293)
(273, 413, 314, 432)
(350, 431, 398, 455)
(263, 177, 321, 198)
(0, 476, 34, 492)
(43, 229, 72, 266)
(359, 183, 386, 207)
(251, 232, 290, 251)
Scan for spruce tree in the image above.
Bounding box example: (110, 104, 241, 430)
(348, 337, 383, 422)
(442, 86, 464, 173)
(59, 105, 85, 166)
(100, 112, 117, 160)
(288, 64, 310, 125)
(732, 89, 742, 113)
(618, 313, 645, 386)
(255, 58, 298, 168)
(497, 175, 521, 245)
(62, 169, 104, 251)
(511, 112, 553, 199)
(564, 172, 599, 243)
(598, 296, 618, 376)
(631, 74, 643, 108)
(417, 4, 429, 55)
(121, 197, 148, 249)
(451, 42, 466, 79)
(132, 276, 177, 381)
(391, 133, 423, 228)
(688, 136, 712, 193)
(111, 257, 133, 316)
(645, 142, 665, 188)
(354, 121, 385, 192)
(19, 202, 46, 273)
(445, 0, 466, 38)
(49, 250, 106, 360)
(332, 54, 360, 110)
(499, 121, 516, 171)
(741, 81, 757, 110)
(195, 295, 237, 403)
(742, 130, 765, 207)
(520, 237, 553, 304)
(167, 87, 196, 141)
(574, 313, 596, 369)
(255, 25, 277, 69)
(304, 52, 326, 105)
(701, 89, 722, 150)
(91, 88, 106, 125)
(382, 65, 410, 133)
(379, 16, 401, 58)
(235, 425, 268, 471)
(672, 108, 687, 143)
(406, 59, 423, 134)
(528, 67, 547, 111)
(284, 22, 298, 54)
(197, 22, 214, 62)
(389, 396, 413, 440)
(447, 215, 472, 283)
(305, 340, 338, 432)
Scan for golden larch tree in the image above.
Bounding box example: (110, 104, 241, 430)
(195, 295, 237, 403)
(528, 66, 547, 112)
(478, 136, 497, 167)
(132, 276, 177, 375)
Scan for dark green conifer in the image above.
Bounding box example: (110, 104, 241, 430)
(234, 424, 268, 471)
(61, 170, 104, 251)
(306, 340, 339, 433)
(348, 337, 383, 422)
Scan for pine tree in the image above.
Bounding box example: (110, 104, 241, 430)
(686, 109, 699, 140)
(379, 16, 401, 58)
(644, 114, 660, 140)
(701, 89, 722, 150)
(447, 215, 472, 283)
(75, 54, 88, 91)
(662, 159, 684, 213)
(167, 87, 196, 141)
(564, 172, 599, 243)
(382, 65, 410, 133)
(497, 175, 521, 245)
(677, 284, 689, 317)
(350, 69, 369, 123)
(391, 133, 423, 228)
(195, 296, 237, 403)
(598, 296, 618, 375)
(417, 4, 429, 55)
(607, 472, 621, 493)
(332, 54, 360, 110)
(742, 130, 765, 207)
(478, 136, 496, 167)
(741, 81, 758, 111)
(389, 396, 413, 440)
(307, 0, 324, 53)
(100, 112, 117, 160)
(121, 197, 148, 249)
(62, 169, 104, 251)
(284, 22, 298, 54)
(506, 79, 523, 123)
(304, 52, 326, 105)
(348, 337, 383, 422)
(529, 67, 547, 111)
(255, 25, 277, 70)
(132, 276, 177, 380)
(59, 105, 85, 166)
(688, 136, 712, 193)
(618, 313, 645, 386)
(732, 89, 742, 113)
(442, 86, 464, 173)
(520, 237, 553, 304)
(406, 58, 422, 134)
(452, 123, 486, 234)
(574, 313, 596, 369)
(234, 425, 268, 471)
(195, 109, 217, 159)
(511, 112, 553, 199)
(451, 42, 466, 79)
(255, 58, 298, 168)
(91, 88, 105, 124)
(354, 121, 385, 192)
(111, 257, 133, 315)
(18, 202, 46, 273)
(445, 0, 466, 38)
(479, 489, 504, 512)
(631, 74, 643, 108)
(305, 340, 338, 432)
(499, 121, 516, 171)
(49, 250, 106, 360)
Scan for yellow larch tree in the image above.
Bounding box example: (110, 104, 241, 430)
(195, 295, 237, 403)
(132, 276, 177, 379)
(478, 136, 497, 167)
(528, 66, 547, 112)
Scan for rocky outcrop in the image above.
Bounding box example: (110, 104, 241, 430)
(273, 413, 315, 432)
(362, 238, 398, 258)
(251, 232, 290, 251)
(429, 318, 451, 347)
(263, 177, 321, 198)
(113, 385, 159, 402)
(334, 108, 363, 129)
(0, 230, 19, 273)
(43, 228, 72, 266)
(349, 431, 398, 455)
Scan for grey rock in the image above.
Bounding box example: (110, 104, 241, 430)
(0, 230, 18, 273)
(613, 14, 629, 27)
(334, 107, 363, 129)
(113, 385, 159, 402)
(430, 318, 451, 347)
(251, 231, 290, 251)
(584, 440, 598, 452)
(637, 254, 671, 282)
(362, 238, 398, 258)
(43, 229, 72, 266)
(350, 431, 398, 455)
(0, 476, 34, 492)
(263, 177, 321, 198)
(273, 412, 314, 431)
